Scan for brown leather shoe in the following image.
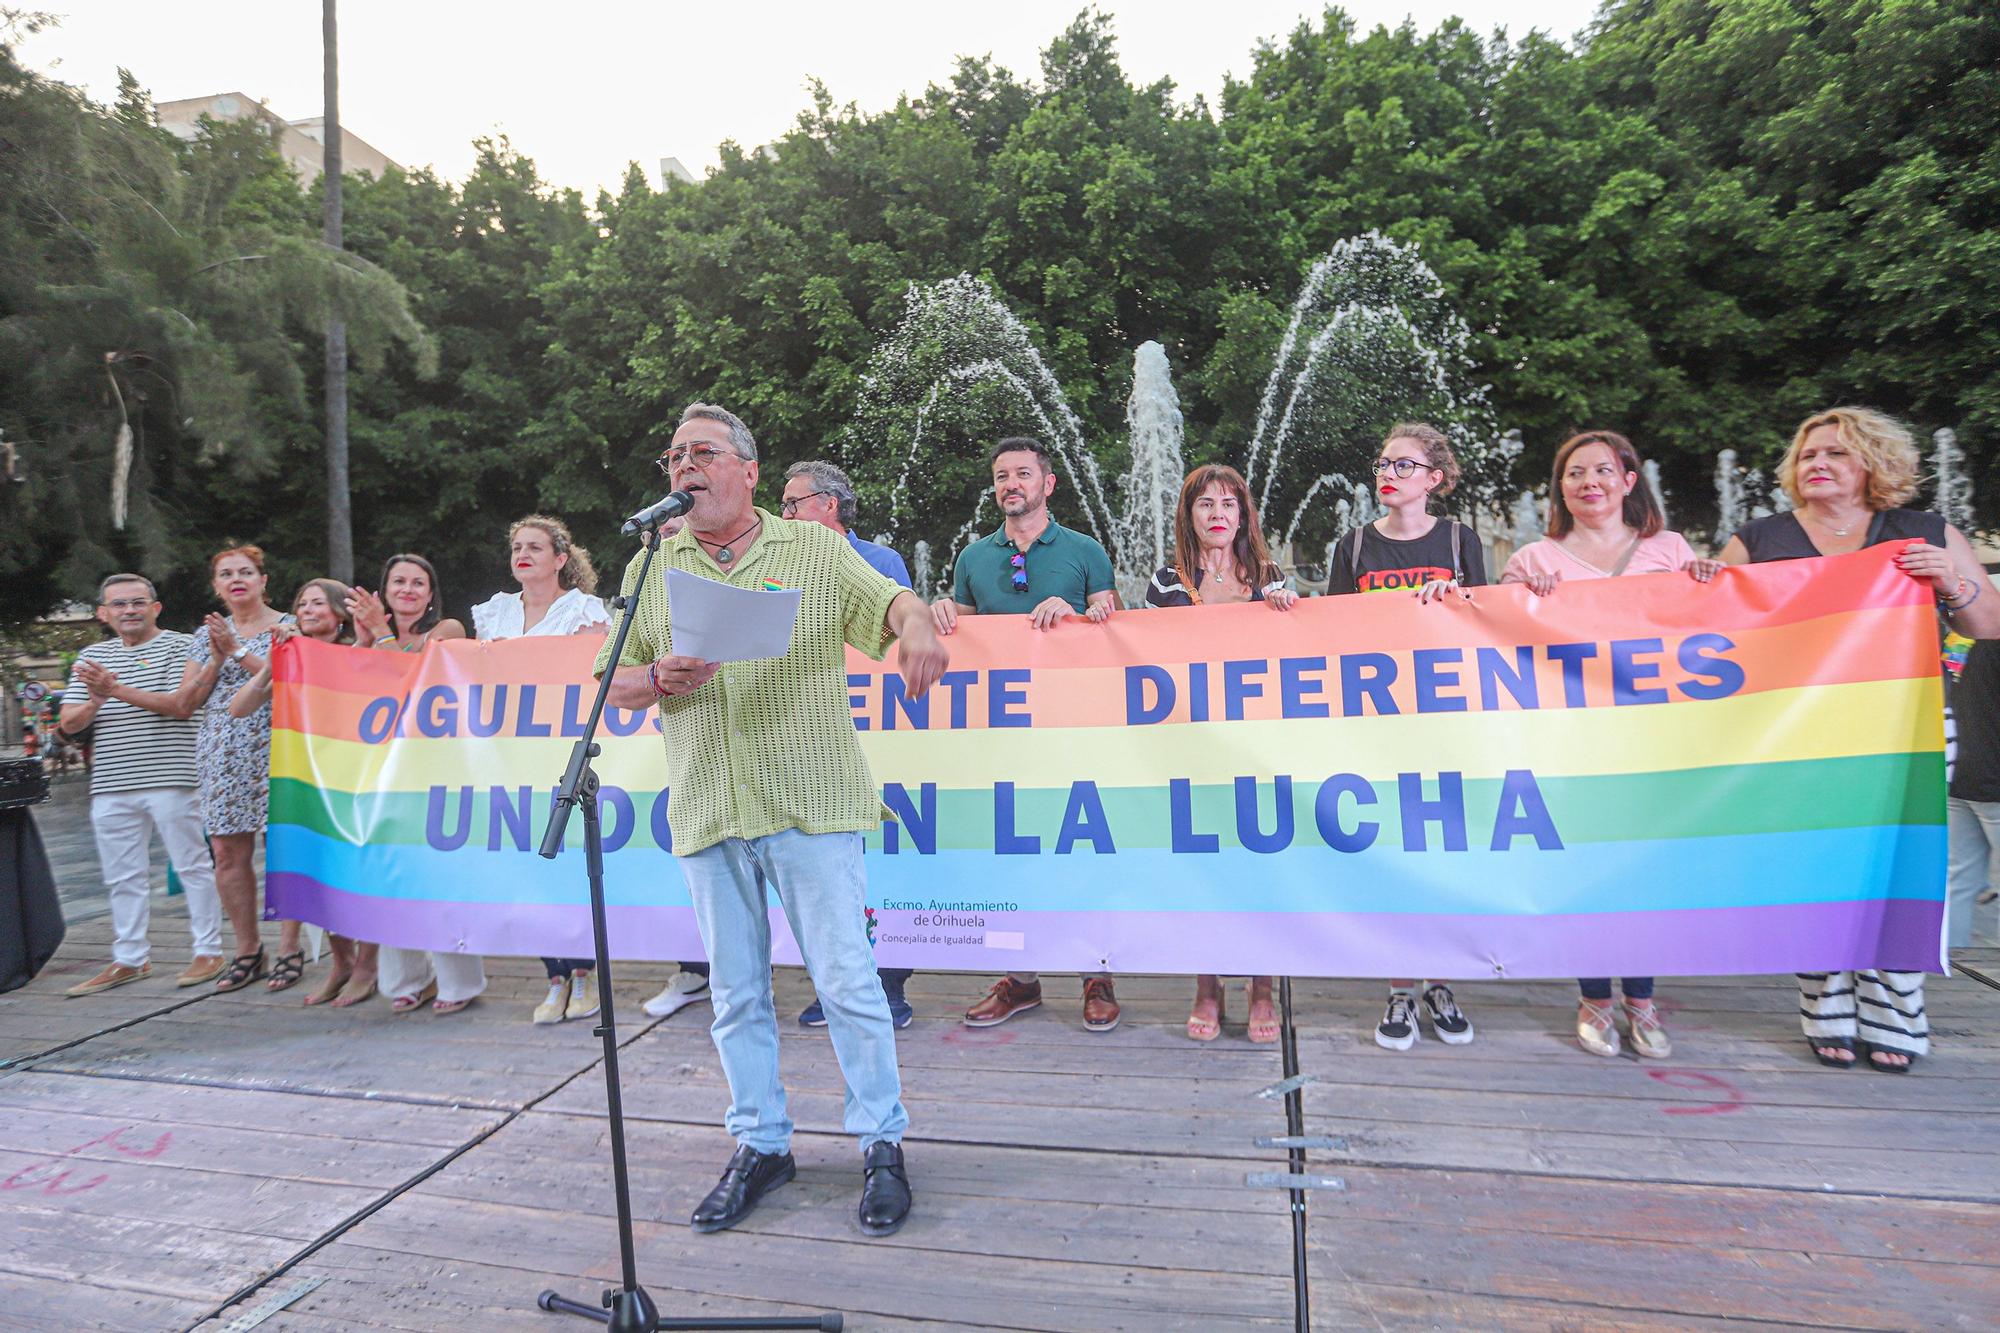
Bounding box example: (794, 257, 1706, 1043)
(964, 976, 1042, 1027)
(65, 962, 151, 997)
(1082, 977, 1120, 1032)
(177, 955, 226, 987)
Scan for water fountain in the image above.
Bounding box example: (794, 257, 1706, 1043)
(1240, 234, 1507, 559)
(1932, 428, 1974, 530)
(1114, 341, 1186, 601)
(1643, 459, 1669, 527)
(850, 236, 1510, 593)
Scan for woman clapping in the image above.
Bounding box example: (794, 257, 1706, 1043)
(348, 554, 487, 1017)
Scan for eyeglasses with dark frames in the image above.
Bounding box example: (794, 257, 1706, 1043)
(780, 490, 832, 517)
(1372, 457, 1435, 479)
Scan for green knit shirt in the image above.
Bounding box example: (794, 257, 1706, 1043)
(595, 509, 905, 855)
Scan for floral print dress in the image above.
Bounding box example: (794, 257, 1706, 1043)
(188, 618, 294, 836)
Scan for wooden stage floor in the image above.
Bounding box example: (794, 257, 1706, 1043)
(5, 878, 1998, 1328)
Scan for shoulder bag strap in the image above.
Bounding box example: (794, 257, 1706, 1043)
(1607, 532, 1645, 578)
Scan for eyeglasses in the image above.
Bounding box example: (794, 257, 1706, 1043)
(655, 443, 739, 475)
(101, 598, 152, 611)
(1372, 457, 1435, 478)
(780, 490, 830, 517)
(1009, 552, 1028, 592)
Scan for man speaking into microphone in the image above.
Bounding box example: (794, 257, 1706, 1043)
(596, 403, 947, 1239)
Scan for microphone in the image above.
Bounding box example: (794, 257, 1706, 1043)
(621, 489, 694, 535)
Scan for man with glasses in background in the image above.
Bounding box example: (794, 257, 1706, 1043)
(932, 436, 1122, 1033)
(597, 404, 947, 1239)
(779, 460, 918, 1030)
(58, 574, 227, 994)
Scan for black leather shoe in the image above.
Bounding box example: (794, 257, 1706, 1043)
(690, 1144, 795, 1233)
(857, 1141, 911, 1236)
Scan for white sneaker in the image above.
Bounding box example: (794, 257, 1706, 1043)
(641, 970, 711, 1018)
(1374, 990, 1419, 1051)
(533, 977, 571, 1025)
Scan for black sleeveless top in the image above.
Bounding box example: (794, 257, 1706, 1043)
(1734, 507, 1946, 563)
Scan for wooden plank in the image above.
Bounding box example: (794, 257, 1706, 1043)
(0, 1070, 505, 1147)
(308, 1191, 1295, 1331)
(0, 1198, 300, 1303)
(0, 1270, 208, 1333)
(393, 1113, 1292, 1275)
(1316, 1161, 2000, 1268)
(233, 1249, 1038, 1333)
(1309, 1214, 1997, 1331)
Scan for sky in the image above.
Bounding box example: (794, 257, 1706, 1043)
(20, 1, 1603, 198)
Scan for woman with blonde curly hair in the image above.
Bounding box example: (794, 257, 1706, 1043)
(1722, 407, 2000, 1073)
(471, 515, 612, 1026)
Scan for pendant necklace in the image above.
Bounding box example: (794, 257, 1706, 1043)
(697, 517, 761, 565)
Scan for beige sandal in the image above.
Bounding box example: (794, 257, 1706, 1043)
(1246, 982, 1280, 1045)
(390, 979, 437, 1013)
(302, 967, 352, 1006)
(1187, 989, 1224, 1042)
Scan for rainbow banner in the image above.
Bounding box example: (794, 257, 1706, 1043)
(267, 546, 1947, 978)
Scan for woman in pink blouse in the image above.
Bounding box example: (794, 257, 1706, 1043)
(1502, 430, 1718, 1059)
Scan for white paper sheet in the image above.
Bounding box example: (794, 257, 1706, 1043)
(665, 568, 802, 662)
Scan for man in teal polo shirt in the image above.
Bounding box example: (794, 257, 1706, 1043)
(931, 436, 1122, 1033)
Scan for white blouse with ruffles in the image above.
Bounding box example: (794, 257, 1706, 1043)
(470, 587, 610, 641)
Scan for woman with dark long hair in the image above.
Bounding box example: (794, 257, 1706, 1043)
(1146, 464, 1297, 1043)
(348, 554, 486, 1015)
(228, 577, 387, 1006)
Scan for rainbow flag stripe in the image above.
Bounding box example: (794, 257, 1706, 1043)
(267, 547, 1946, 977)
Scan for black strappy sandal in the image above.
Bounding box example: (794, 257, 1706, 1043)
(1862, 1043, 1918, 1074)
(265, 951, 306, 992)
(1807, 1036, 1856, 1069)
(214, 946, 268, 993)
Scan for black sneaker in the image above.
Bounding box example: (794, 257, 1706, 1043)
(1374, 990, 1418, 1051)
(1421, 984, 1474, 1045)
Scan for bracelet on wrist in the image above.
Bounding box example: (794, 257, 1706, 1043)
(646, 660, 670, 697)
(1945, 577, 1982, 614)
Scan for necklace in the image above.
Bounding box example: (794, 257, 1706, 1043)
(1808, 511, 1858, 537)
(695, 517, 761, 565)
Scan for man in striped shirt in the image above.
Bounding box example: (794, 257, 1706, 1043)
(58, 574, 226, 994)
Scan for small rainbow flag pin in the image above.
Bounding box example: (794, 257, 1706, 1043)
(760, 580, 786, 593)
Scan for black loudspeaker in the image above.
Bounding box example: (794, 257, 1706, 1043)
(0, 757, 49, 810)
(0, 761, 63, 992)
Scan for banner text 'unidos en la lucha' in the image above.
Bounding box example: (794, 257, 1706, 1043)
(267, 546, 1947, 979)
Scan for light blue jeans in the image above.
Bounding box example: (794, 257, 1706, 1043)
(678, 829, 907, 1153)
(1946, 797, 2000, 948)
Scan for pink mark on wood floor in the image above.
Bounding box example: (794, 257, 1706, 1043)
(2, 1124, 174, 1195)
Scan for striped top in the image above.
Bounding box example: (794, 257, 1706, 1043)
(595, 509, 907, 856)
(63, 632, 200, 794)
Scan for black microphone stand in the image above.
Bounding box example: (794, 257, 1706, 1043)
(535, 522, 842, 1333)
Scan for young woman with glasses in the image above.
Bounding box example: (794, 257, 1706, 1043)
(1328, 423, 1486, 1053)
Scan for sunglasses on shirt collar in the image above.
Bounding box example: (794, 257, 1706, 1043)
(1009, 551, 1028, 591)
